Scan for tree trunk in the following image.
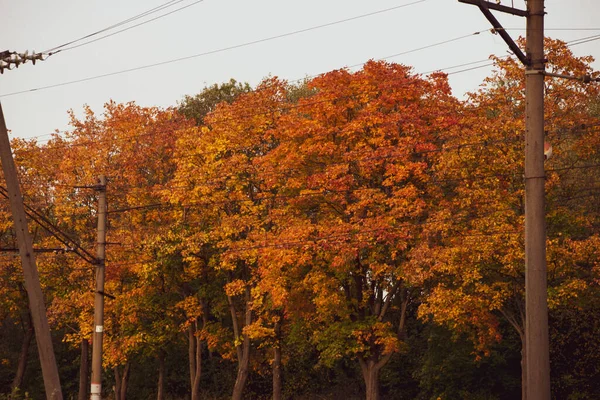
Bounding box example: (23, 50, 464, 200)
(78, 339, 89, 400)
(120, 362, 130, 400)
(121, 362, 131, 400)
(360, 360, 380, 400)
(114, 366, 121, 400)
(521, 335, 527, 400)
(232, 358, 249, 400)
(157, 352, 165, 400)
(11, 313, 33, 391)
(501, 307, 526, 400)
(230, 287, 252, 400)
(114, 363, 130, 400)
(188, 324, 198, 399)
(191, 320, 202, 400)
(272, 345, 282, 400)
(231, 332, 250, 400)
(358, 285, 406, 400)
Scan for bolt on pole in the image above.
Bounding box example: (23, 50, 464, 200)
(90, 176, 107, 400)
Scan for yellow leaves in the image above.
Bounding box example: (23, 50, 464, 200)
(548, 278, 589, 310)
(198, 323, 233, 354)
(224, 279, 247, 297)
(369, 263, 393, 280)
(243, 320, 275, 341)
(176, 296, 204, 320)
(304, 270, 346, 320)
(352, 321, 401, 356)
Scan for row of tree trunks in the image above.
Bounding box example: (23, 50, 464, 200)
(113, 362, 130, 400)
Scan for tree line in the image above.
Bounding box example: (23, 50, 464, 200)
(0, 39, 599, 399)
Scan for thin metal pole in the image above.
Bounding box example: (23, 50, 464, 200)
(0, 103, 63, 399)
(525, 0, 550, 398)
(90, 176, 107, 400)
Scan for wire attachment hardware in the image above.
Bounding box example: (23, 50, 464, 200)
(0, 50, 48, 74)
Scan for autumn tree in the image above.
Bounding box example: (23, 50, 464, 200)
(44, 101, 192, 399)
(178, 78, 251, 125)
(252, 60, 459, 400)
(170, 77, 289, 400)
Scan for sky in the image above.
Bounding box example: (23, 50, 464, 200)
(0, 0, 599, 141)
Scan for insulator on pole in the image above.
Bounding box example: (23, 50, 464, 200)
(0, 60, 12, 74)
(0, 50, 47, 71)
(18, 51, 29, 64)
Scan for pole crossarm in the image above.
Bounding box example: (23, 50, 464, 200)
(479, 1, 529, 65)
(458, 0, 528, 16)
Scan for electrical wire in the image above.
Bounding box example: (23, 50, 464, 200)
(567, 34, 600, 47)
(2, 7, 599, 106)
(0, 186, 96, 264)
(51, 0, 206, 54)
(0, 0, 441, 99)
(5, 171, 598, 273)
(43, 0, 185, 53)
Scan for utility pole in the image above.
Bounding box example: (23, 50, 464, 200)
(524, 1, 550, 399)
(90, 176, 107, 400)
(0, 103, 63, 399)
(457, 1, 549, 399)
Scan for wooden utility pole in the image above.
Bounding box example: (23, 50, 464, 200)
(0, 103, 63, 399)
(458, 1, 550, 398)
(524, 1, 550, 399)
(90, 176, 107, 400)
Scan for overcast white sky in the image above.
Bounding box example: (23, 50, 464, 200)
(0, 0, 598, 141)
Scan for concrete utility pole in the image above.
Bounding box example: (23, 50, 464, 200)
(457, 1, 549, 398)
(523, 1, 550, 398)
(0, 103, 63, 399)
(90, 176, 107, 400)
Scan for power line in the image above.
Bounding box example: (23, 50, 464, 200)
(447, 62, 494, 75)
(51, 0, 206, 54)
(315, 30, 488, 77)
(423, 58, 499, 74)
(0, 0, 431, 98)
(43, 0, 185, 53)
(0, 185, 96, 264)
(567, 34, 600, 47)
